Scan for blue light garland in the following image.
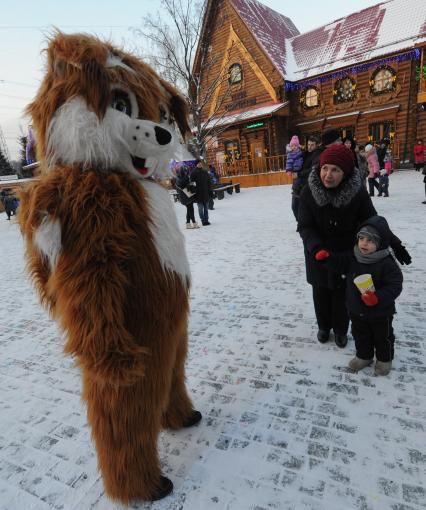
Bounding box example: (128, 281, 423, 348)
(285, 49, 421, 91)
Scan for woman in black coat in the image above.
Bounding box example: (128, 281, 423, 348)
(190, 161, 212, 226)
(298, 144, 411, 348)
(175, 166, 199, 229)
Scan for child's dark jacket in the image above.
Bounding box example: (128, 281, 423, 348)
(327, 216, 403, 319)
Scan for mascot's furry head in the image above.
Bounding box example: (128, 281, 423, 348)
(27, 31, 190, 180)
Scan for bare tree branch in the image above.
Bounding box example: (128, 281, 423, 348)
(132, 0, 236, 159)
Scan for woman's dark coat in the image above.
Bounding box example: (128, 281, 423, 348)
(190, 167, 212, 204)
(175, 170, 195, 206)
(298, 167, 379, 289)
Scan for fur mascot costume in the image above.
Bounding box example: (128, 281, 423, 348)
(18, 32, 201, 504)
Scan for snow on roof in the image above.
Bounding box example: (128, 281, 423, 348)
(287, 0, 426, 81)
(204, 102, 288, 130)
(230, 0, 299, 78)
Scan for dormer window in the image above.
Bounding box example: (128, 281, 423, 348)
(334, 77, 356, 103)
(370, 66, 396, 95)
(300, 86, 319, 108)
(229, 63, 243, 85)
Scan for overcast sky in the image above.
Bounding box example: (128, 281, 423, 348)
(0, 0, 380, 160)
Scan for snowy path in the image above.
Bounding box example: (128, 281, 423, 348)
(0, 170, 425, 510)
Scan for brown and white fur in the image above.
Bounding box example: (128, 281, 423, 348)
(18, 32, 198, 504)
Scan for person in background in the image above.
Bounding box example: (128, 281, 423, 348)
(286, 135, 303, 173)
(364, 144, 380, 197)
(208, 165, 219, 185)
(343, 137, 357, 163)
(378, 169, 390, 197)
(190, 160, 212, 226)
(291, 136, 321, 220)
(422, 165, 426, 204)
(355, 144, 368, 187)
(321, 128, 342, 149)
(384, 146, 393, 174)
(315, 215, 403, 376)
(297, 144, 411, 349)
(377, 139, 389, 170)
(286, 135, 304, 219)
(413, 139, 425, 171)
(3, 193, 18, 220)
(175, 166, 199, 229)
(207, 165, 218, 210)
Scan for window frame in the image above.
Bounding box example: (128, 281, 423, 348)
(300, 86, 320, 109)
(368, 121, 394, 144)
(228, 63, 243, 85)
(333, 77, 356, 104)
(370, 65, 396, 95)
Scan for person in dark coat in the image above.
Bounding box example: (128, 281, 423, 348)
(190, 161, 212, 226)
(3, 193, 18, 220)
(321, 128, 342, 148)
(376, 139, 389, 170)
(354, 144, 368, 187)
(315, 215, 403, 376)
(291, 136, 320, 220)
(175, 166, 199, 229)
(297, 144, 411, 348)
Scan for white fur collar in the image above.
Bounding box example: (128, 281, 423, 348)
(308, 166, 362, 208)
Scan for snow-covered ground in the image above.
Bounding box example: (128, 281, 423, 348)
(0, 170, 425, 510)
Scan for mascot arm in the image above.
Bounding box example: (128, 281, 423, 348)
(20, 174, 148, 387)
(51, 193, 149, 387)
(18, 183, 62, 313)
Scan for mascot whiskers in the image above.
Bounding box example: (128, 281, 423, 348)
(18, 32, 201, 504)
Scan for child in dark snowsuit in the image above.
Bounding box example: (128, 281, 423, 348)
(378, 169, 389, 197)
(316, 215, 403, 376)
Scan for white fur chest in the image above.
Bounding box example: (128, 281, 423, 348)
(140, 179, 191, 285)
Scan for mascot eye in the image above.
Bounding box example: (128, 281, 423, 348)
(111, 90, 132, 116)
(159, 106, 174, 126)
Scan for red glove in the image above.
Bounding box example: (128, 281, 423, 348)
(315, 249, 330, 261)
(361, 291, 379, 306)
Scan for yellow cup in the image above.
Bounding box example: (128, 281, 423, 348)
(353, 274, 375, 294)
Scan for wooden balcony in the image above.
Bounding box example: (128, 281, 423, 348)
(217, 155, 286, 177)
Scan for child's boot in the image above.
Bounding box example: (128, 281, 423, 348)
(375, 360, 392, 376)
(348, 357, 373, 372)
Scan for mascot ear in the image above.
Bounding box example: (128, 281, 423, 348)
(79, 59, 110, 119)
(160, 79, 190, 138)
(48, 33, 111, 119)
(170, 94, 191, 139)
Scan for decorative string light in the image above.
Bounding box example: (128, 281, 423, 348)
(285, 49, 421, 91)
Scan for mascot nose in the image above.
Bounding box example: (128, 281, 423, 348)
(154, 126, 172, 146)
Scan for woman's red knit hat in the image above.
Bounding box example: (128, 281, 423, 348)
(319, 144, 355, 176)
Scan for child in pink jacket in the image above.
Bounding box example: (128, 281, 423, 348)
(365, 144, 380, 197)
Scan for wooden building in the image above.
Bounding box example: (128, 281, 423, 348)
(194, 0, 426, 184)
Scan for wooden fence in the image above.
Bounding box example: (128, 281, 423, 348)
(217, 155, 286, 177)
(216, 142, 402, 178)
